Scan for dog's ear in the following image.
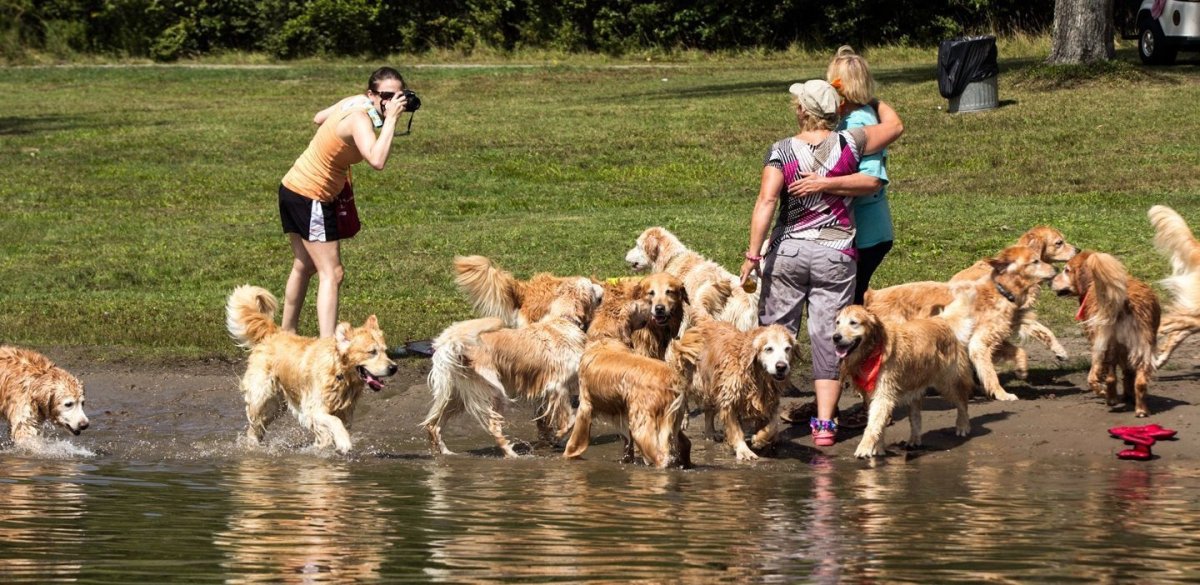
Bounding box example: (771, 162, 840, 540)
(363, 314, 379, 329)
(986, 255, 1012, 274)
(335, 322, 354, 353)
(1020, 227, 1048, 258)
(643, 229, 661, 262)
(679, 285, 690, 306)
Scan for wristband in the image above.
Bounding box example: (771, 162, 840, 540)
(745, 252, 763, 262)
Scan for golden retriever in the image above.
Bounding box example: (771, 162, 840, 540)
(422, 274, 603, 457)
(225, 285, 397, 454)
(866, 245, 1057, 401)
(951, 226, 1078, 362)
(1051, 251, 1161, 417)
(0, 346, 89, 445)
(674, 312, 795, 461)
(1148, 205, 1200, 368)
(625, 227, 757, 330)
(834, 284, 977, 458)
(453, 255, 603, 328)
(563, 276, 691, 468)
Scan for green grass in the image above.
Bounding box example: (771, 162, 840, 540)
(1, 38, 1198, 360)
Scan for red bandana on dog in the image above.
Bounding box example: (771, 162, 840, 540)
(852, 346, 885, 394)
(1075, 290, 1089, 321)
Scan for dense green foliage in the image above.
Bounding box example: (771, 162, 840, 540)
(0, 41, 1197, 361)
(3, 0, 1053, 61)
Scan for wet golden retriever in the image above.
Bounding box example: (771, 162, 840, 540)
(1148, 205, 1200, 369)
(422, 275, 603, 457)
(453, 255, 602, 327)
(834, 284, 976, 458)
(675, 312, 795, 461)
(0, 346, 89, 445)
(625, 226, 757, 331)
(1051, 251, 1161, 417)
(226, 285, 397, 454)
(951, 226, 1078, 362)
(865, 245, 1057, 401)
(563, 276, 691, 468)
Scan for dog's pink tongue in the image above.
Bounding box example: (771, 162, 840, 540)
(365, 373, 385, 391)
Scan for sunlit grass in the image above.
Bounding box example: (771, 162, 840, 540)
(1, 39, 1197, 359)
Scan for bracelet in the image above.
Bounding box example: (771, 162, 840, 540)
(744, 251, 763, 262)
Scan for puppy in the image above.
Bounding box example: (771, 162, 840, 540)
(1051, 251, 1161, 417)
(453, 255, 603, 328)
(1148, 205, 1200, 368)
(626, 227, 758, 331)
(834, 284, 976, 459)
(423, 275, 603, 457)
(951, 226, 1078, 361)
(675, 311, 795, 461)
(563, 276, 691, 468)
(226, 285, 397, 454)
(866, 245, 1057, 401)
(0, 346, 89, 445)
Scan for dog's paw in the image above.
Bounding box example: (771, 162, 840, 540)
(956, 425, 971, 437)
(735, 445, 760, 461)
(994, 392, 1019, 402)
(1053, 347, 1069, 361)
(854, 443, 884, 458)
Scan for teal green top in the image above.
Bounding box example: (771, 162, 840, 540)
(839, 106, 893, 248)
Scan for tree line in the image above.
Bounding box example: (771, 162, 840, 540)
(5, 0, 1053, 61)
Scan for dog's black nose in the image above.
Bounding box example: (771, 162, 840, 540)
(653, 305, 667, 316)
(386, 364, 398, 376)
(776, 361, 789, 372)
(832, 333, 842, 343)
(79, 421, 89, 430)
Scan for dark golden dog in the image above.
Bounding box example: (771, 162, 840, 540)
(1051, 251, 1161, 417)
(0, 346, 89, 445)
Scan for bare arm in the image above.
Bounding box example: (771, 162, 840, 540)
(739, 166, 783, 284)
(859, 100, 904, 155)
(788, 171, 882, 198)
(313, 102, 340, 126)
(347, 95, 407, 170)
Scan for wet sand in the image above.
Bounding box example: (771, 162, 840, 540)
(46, 332, 1200, 465)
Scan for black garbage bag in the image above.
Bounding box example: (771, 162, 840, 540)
(937, 36, 998, 99)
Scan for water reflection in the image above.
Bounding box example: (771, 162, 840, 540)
(214, 457, 392, 584)
(0, 458, 87, 582)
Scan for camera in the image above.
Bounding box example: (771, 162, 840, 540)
(401, 89, 421, 112)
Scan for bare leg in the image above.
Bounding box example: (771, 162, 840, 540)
(282, 234, 316, 333)
(814, 378, 841, 420)
(297, 237, 344, 339)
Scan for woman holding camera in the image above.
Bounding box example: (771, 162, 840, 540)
(277, 66, 410, 338)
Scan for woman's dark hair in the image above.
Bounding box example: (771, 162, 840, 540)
(367, 66, 404, 92)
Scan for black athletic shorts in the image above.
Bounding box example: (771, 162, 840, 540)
(279, 184, 342, 242)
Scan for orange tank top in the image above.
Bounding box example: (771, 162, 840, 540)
(281, 98, 370, 202)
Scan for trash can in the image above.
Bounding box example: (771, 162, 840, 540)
(937, 36, 999, 113)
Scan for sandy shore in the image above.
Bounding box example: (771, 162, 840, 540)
(40, 331, 1200, 465)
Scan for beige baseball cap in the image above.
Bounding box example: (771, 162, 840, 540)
(788, 79, 840, 118)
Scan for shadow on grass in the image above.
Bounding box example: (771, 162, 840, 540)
(0, 114, 87, 136)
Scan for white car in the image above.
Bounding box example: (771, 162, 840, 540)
(1123, 0, 1200, 64)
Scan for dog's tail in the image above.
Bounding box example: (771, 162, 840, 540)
(226, 285, 279, 349)
(939, 281, 979, 345)
(422, 317, 508, 429)
(1085, 252, 1131, 327)
(716, 278, 760, 331)
(454, 255, 522, 326)
(1149, 205, 1200, 313)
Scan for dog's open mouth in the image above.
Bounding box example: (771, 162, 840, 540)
(771, 370, 789, 381)
(653, 313, 670, 326)
(834, 338, 860, 360)
(357, 366, 387, 391)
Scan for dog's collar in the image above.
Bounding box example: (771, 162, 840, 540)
(1075, 290, 1089, 321)
(852, 346, 885, 395)
(994, 281, 1018, 304)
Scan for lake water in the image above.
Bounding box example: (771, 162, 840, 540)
(3, 439, 1199, 583)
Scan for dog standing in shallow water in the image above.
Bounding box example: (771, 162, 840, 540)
(674, 311, 795, 461)
(834, 284, 977, 459)
(0, 346, 89, 445)
(1051, 251, 1160, 417)
(226, 285, 397, 454)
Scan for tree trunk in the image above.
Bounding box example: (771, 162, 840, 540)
(1047, 0, 1116, 64)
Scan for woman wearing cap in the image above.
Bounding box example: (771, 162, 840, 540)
(738, 79, 903, 447)
(278, 66, 410, 338)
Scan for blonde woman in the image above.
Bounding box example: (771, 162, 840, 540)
(739, 80, 903, 447)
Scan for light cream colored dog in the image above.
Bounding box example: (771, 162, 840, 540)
(422, 274, 603, 457)
(0, 346, 89, 445)
(674, 311, 795, 461)
(226, 285, 397, 454)
(1148, 205, 1200, 369)
(563, 276, 691, 468)
(866, 245, 1057, 401)
(625, 227, 757, 330)
(835, 284, 977, 459)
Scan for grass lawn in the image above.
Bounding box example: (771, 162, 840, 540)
(1, 38, 1198, 361)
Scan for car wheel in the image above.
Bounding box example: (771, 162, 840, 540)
(1139, 20, 1178, 65)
